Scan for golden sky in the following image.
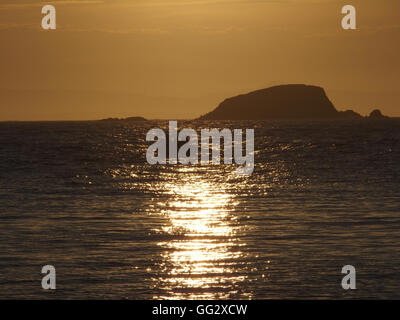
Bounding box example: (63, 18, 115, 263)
(1, 0, 399, 120)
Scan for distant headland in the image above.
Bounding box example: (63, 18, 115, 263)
(199, 84, 388, 120)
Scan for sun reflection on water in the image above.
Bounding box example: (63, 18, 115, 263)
(153, 170, 249, 299)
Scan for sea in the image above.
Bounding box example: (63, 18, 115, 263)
(0, 119, 399, 299)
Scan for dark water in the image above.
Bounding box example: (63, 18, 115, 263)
(0, 119, 399, 299)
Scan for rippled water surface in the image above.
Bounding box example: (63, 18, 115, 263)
(0, 119, 399, 299)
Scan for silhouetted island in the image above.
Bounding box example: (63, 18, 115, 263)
(199, 84, 386, 120)
(99, 116, 147, 122)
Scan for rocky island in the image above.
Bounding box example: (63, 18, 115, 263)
(99, 116, 147, 122)
(199, 84, 386, 120)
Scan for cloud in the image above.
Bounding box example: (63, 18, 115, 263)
(0, 1, 103, 10)
(0, 22, 169, 35)
(0, 23, 39, 30)
(60, 26, 169, 35)
(304, 24, 400, 39)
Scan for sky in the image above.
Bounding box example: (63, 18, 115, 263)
(0, 0, 399, 120)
